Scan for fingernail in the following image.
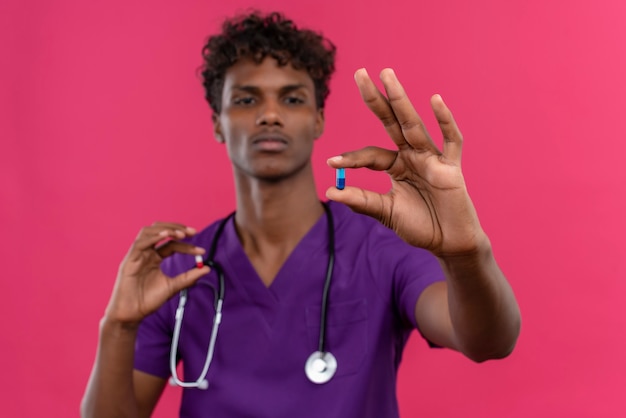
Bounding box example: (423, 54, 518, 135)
(380, 68, 393, 78)
(186, 226, 197, 234)
(327, 155, 343, 163)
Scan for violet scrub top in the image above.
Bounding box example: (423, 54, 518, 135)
(135, 201, 445, 418)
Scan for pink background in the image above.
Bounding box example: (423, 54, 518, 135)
(2, 0, 625, 416)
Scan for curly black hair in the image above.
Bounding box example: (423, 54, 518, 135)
(200, 11, 337, 114)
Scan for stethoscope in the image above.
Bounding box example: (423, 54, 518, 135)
(169, 203, 337, 389)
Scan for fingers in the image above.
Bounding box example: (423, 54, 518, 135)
(135, 223, 195, 249)
(431, 94, 463, 165)
(377, 68, 440, 154)
(327, 146, 397, 171)
(155, 241, 205, 258)
(356, 67, 463, 165)
(129, 222, 199, 261)
(325, 147, 395, 220)
(354, 68, 407, 149)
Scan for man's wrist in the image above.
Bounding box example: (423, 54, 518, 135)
(437, 235, 494, 274)
(99, 315, 142, 335)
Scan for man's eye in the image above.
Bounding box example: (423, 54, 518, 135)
(284, 96, 304, 105)
(233, 97, 255, 105)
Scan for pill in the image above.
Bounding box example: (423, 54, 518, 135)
(195, 255, 204, 269)
(336, 168, 345, 190)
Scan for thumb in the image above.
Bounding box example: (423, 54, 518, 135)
(168, 266, 210, 295)
(325, 186, 386, 221)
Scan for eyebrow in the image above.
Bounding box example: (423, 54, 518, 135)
(231, 84, 310, 95)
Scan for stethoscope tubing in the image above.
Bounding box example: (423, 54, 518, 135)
(169, 203, 335, 388)
(317, 202, 334, 354)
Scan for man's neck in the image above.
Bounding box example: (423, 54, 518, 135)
(234, 174, 323, 243)
(232, 169, 325, 286)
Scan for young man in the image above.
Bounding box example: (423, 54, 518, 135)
(81, 11, 520, 418)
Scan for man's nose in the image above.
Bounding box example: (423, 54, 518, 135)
(256, 100, 283, 126)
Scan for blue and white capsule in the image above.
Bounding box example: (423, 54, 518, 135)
(335, 168, 345, 190)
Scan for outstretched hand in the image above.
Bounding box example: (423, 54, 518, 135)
(326, 68, 487, 257)
(105, 223, 210, 325)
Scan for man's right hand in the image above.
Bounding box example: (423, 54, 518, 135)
(104, 222, 210, 326)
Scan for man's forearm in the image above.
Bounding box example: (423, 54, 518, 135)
(440, 241, 521, 362)
(81, 319, 140, 418)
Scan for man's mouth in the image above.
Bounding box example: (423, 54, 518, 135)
(251, 135, 288, 152)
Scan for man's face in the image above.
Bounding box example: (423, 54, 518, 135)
(213, 57, 325, 182)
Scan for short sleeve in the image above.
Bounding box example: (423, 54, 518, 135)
(392, 246, 445, 330)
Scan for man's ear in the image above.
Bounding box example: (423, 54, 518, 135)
(314, 108, 325, 139)
(212, 113, 224, 143)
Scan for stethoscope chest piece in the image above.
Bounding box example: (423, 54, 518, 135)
(305, 351, 337, 384)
